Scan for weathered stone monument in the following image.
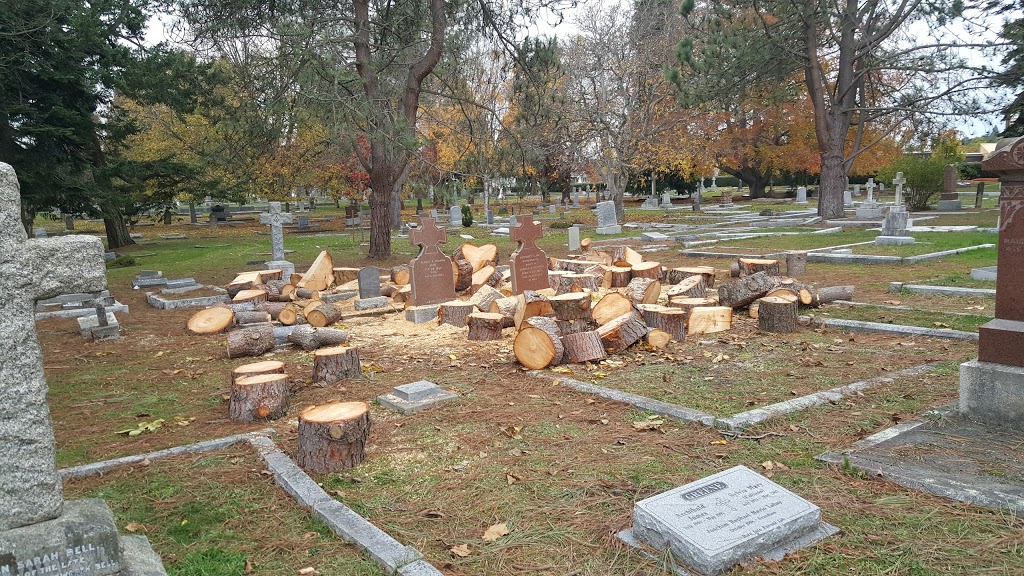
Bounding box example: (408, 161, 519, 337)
(843, 188, 854, 208)
(794, 186, 807, 204)
(856, 178, 883, 219)
(0, 163, 165, 573)
(660, 191, 673, 208)
(594, 201, 621, 235)
(641, 196, 659, 210)
(408, 216, 455, 307)
(938, 164, 962, 211)
(449, 205, 462, 228)
(876, 172, 914, 245)
(354, 266, 388, 311)
(260, 202, 295, 277)
(509, 215, 549, 294)
(377, 380, 457, 415)
(568, 225, 581, 251)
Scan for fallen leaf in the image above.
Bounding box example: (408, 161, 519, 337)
(418, 509, 444, 519)
(551, 366, 572, 374)
(762, 460, 775, 470)
(501, 426, 522, 439)
(632, 418, 664, 431)
(710, 439, 728, 445)
(450, 544, 471, 557)
(244, 558, 253, 574)
(482, 522, 510, 542)
(125, 522, 146, 533)
(297, 568, 319, 576)
(506, 472, 522, 485)
(154, 351, 165, 357)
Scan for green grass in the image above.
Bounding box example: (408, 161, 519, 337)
(820, 304, 991, 332)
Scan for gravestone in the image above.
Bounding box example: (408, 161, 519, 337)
(853, 183, 861, 197)
(549, 204, 557, 214)
(64, 215, 74, 231)
(377, 380, 457, 415)
(486, 209, 494, 225)
(843, 188, 854, 208)
(795, 186, 808, 204)
(509, 215, 549, 294)
(568, 226, 581, 251)
(357, 267, 381, 299)
(0, 162, 165, 572)
(938, 164, 962, 211)
(621, 465, 836, 575)
(660, 192, 673, 208)
(877, 172, 914, 244)
(641, 196, 659, 210)
(260, 202, 295, 277)
(572, 190, 581, 207)
(595, 201, 621, 235)
(975, 181, 986, 209)
(430, 209, 438, 218)
(856, 178, 882, 218)
(719, 187, 732, 206)
(449, 205, 462, 228)
(892, 172, 906, 206)
(960, 137, 1024, 428)
(409, 216, 455, 306)
(297, 215, 310, 229)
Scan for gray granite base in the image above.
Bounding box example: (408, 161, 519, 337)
(970, 266, 997, 281)
(266, 260, 295, 278)
(35, 303, 128, 320)
(855, 206, 883, 219)
(405, 305, 439, 324)
(377, 381, 458, 414)
(937, 199, 962, 211)
(887, 283, 996, 298)
(874, 235, 915, 245)
(119, 536, 167, 576)
(78, 313, 119, 336)
(817, 318, 977, 341)
(354, 296, 390, 311)
(90, 324, 122, 341)
(959, 360, 1024, 432)
(596, 225, 622, 235)
(146, 291, 230, 310)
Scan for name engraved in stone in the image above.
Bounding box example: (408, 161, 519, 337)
(516, 252, 548, 284)
(418, 258, 448, 278)
(680, 481, 727, 501)
(1, 543, 117, 576)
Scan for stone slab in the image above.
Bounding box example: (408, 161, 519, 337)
(35, 303, 128, 320)
(163, 278, 197, 289)
(378, 385, 458, 415)
(0, 498, 123, 576)
(855, 206, 883, 219)
(77, 313, 118, 336)
(394, 380, 441, 402)
(131, 277, 167, 288)
(595, 225, 622, 235)
(937, 199, 962, 211)
(90, 324, 121, 342)
(971, 266, 998, 281)
(36, 291, 110, 306)
(902, 244, 994, 263)
(630, 465, 827, 576)
(146, 292, 229, 310)
(874, 235, 916, 245)
(354, 296, 390, 311)
(889, 284, 996, 298)
(557, 377, 715, 426)
(119, 536, 168, 576)
(405, 305, 439, 324)
(266, 260, 295, 278)
(819, 318, 978, 341)
(641, 232, 671, 241)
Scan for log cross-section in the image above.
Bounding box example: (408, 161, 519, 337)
(296, 401, 370, 473)
(514, 317, 565, 369)
(596, 311, 649, 353)
(230, 360, 285, 385)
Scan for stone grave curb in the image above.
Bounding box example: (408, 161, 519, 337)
(902, 243, 994, 263)
(831, 300, 992, 318)
(35, 302, 128, 320)
(716, 362, 943, 431)
(552, 376, 716, 426)
(146, 290, 230, 310)
(887, 283, 996, 298)
(818, 318, 978, 341)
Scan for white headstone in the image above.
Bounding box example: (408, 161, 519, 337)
(795, 187, 808, 204)
(568, 226, 580, 250)
(595, 201, 621, 235)
(260, 202, 295, 277)
(853, 184, 861, 197)
(449, 205, 462, 228)
(843, 189, 853, 208)
(864, 178, 876, 202)
(660, 192, 673, 207)
(893, 172, 906, 206)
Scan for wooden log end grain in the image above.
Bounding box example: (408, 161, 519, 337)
(596, 311, 649, 353)
(513, 317, 565, 369)
(229, 373, 289, 422)
(186, 307, 235, 335)
(230, 359, 286, 385)
(296, 401, 370, 473)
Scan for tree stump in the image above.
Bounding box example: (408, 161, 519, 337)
(230, 360, 286, 385)
(810, 285, 855, 307)
(332, 267, 360, 285)
(186, 307, 234, 335)
(785, 251, 808, 277)
(555, 318, 598, 335)
(557, 273, 600, 294)
(438, 301, 476, 327)
(562, 330, 607, 363)
(637, 304, 687, 340)
(666, 275, 707, 299)
(233, 289, 268, 304)
(235, 310, 272, 325)
(757, 296, 799, 333)
(630, 261, 662, 279)
(467, 312, 506, 341)
(514, 317, 565, 369)
(731, 258, 780, 278)
(226, 325, 277, 358)
(687, 307, 733, 335)
(717, 271, 779, 308)
(547, 270, 570, 291)
(296, 402, 371, 473)
(548, 293, 592, 321)
(593, 292, 634, 326)
(312, 346, 361, 384)
(622, 277, 661, 305)
(306, 303, 343, 327)
(663, 266, 716, 287)
(391, 265, 410, 285)
(230, 373, 289, 422)
(645, 329, 672, 349)
(288, 325, 350, 351)
(666, 296, 718, 313)
(605, 266, 632, 288)
(597, 311, 649, 353)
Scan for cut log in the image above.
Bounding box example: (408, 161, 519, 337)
(287, 325, 350, 351)
(555, 318, 598, 335)
(513, 317, 564, 369)
(686, 307, 733, 335)
(470, 264, 502, 293)
(469, 283, 503, 312)
(452, 258, 474, 292)
(490, 295, 520, 319)
(748, 302, 759, 319)
(637, 304, 687, 340)
(593, 292, 634, 326)
(186, 307, 234, 335)
(230, 360, 285, 385)
(332, 267, 360, 285)
(611, 246, 643, 268)
(785, 251, 808, 277)
(393, 285, 412, 304)
(280, 284, 296, 299)
(264, 279, 291, 302)
(306, 303, 343, 328)
(557, 273, 601, 294)
(717, 271, 778, 308)
(645, 329, 672, 349)
(587, 249, 613, 266)
(547, 270, 570, 292)
(562, 331, 607, 363)
(233, 289, 268, 304)
(513, 290, 553, 329)
(666, 276, 707, 299)
(226, 272, 259, 298)
(312, 345, 361, 384)
(810, 285, 856, 307)
(630, 261, 662, 280)
(605, 266, 632, 288)
(296, 402, 370, 473)
(278, 303, 306, 326)
(579, 237, 592, 251)
(289, 272, 302, 285)
(390, 265, 411, 286)
(663, 266, 716, 288)
(293, 287, 321, 301)
(764, 288, 800, 304)
(757, 296, 799, 333)
(732, 257, 780, 278)
(258, 269, 283, 282)
(235, 310, 272, 325)
(548, 293, 592, 321)
(437, 301, 476, 327)
(380, 284, 399, 298)
(297, 250, 335, 291)
(667, 297, 718, 313)
(597, 311, 649, 353)
(550, 258, 604, 273)
(622, 277, 661, 305)
(226, 325, 277, 358)
(230, 373, 289, 422)
(467, 312, 506, 341)
(453, 243, 498, 272)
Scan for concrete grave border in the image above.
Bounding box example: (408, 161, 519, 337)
(888, 282, 996, 298)
(146, 288, 229, 309)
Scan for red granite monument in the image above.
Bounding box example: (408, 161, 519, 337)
(409, 216, 456, 306)
(509, 215, 549, 294)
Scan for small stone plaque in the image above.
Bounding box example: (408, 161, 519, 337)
(395, 380, 440, 402)
(629, 465, 825, 576)
(357, 267, 381, 299)
(378, 380, 457, 414)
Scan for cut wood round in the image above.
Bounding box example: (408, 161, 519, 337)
(645, 329, 672, 349)
(810, 285, 855, 307)
(630, 261, 662, 280)
(593, 291, 634, 326)
(513, 317, 564, 369)
(186, 307, 235, 335)
(666, 276, 707, 299)
(466, 312, 506, 341)
(757, 296, 799, 333)
(547, 270, 570, 291)
(296, 402, 370, 473)
(735, 258, 780, 278)
(264, 279, 291, 302)
(764, 288, 800, 304)
(390, 265, 410, 285)
(258, 269, 283, 282)
(233, 289, 267, 304)
(452, 258, 474, 292)
(256, 301, 287, 321)
(230, 360, 285, 385)
(470, 265, 502, 293)
(437, 301, 476, 327)
(748, 302, 760, 319)
(555, 318, 598, 335)
(717, 271, 778, 309)
(785, 251, 808, 277)
(513, 290, 553, 329)
(596, 311, 649, 353)
(288, 325, 350, 351)
(280, 284, 296, 299)
(610, 246, 643, 268)
(561, 330, 607, 363)
(667, 297, 719, 313)
(306, 303, 343, 327)
(293, 287, 321, 301)
(312, 346, 361, 384)
(230, 373, 289, 422)
(548, 293, 592, 321)
(393, 285, 412, 304)
(332, 267, 360, 286)
(297, 250, 335, 291)
(489, 295, 520, 319)
(765, 284, 814, 305)
(226, 325, 277, 358)
(226, 278, 254, 298)
(637, 304, 687, 340)
(557, 273, 600, 294)
(235, 310, 272, 325)
(663, 266, 716, 288)
(606, 266, 632, 288)
(687, 306, 733, 335)
(622, 277, 661, 305)
(469, 283, 503, 312)
(278, 304, 306, 326)
(453, 243, 498, 272)
(580, 237, 592, 251)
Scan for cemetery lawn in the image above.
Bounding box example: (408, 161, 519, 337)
(37, 214, 1022, 575)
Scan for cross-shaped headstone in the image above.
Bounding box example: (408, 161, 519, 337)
(509, 215, 549, 293)
(260, 202, 293, 261)
(409, 216, 455, 306)
(864, 178, 876, 203)
(893, 172, 906, 206)
(0, 163, 107, 530)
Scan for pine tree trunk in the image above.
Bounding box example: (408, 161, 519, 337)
(102, 203, 135, 250)
(818, 150, 847, 219)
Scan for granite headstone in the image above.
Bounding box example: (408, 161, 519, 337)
(260, 202, 295, 277)
(357, 267, 381, 299)
(409, 216, 456, 306)
(509, 215, 549, 294)
(595, 201, 621, 235)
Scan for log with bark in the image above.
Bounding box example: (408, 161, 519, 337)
(306, 303, 343, 328)
(452, 258, 474, 292)
(230, 373, 289, 422)
(605, 266, 632, 288)
(514, 316, 565, 369)
(717, 271, 779, 308)
(186, 307, 235, 335)
(592, 292, 634, 326)
(730, 257, 781, 278)
(437, 301, 476, 327)
(785, 251, 808, 277)
(469, 284, 503, 312)
(233, 289, 268, 304)
(644, 329, 672, 349)
(390, 265, 411, 285)
(666, 276, 707, 299)
(549, 258, 604, 273)
(230, 360, 285, 384)
(293, 287, 321, 301)
(297, 250, 335, 291)
(470, 265, 502, 293)
(561, 330, 607, 363)
(757, 296, 799, 333)
(548, 292, 592, 321)
(555, 318, 598, 335)
(453, 243, 498, 272)
(296, 401, 370, 473)
(610, 246, 643, 268)
(264, 279, 292, 302)
(332, 267, 360, 286)
(637, 304, 687, 340)
(513, 290, 553, 329)
(466, 312, 506, 341)
(255, 301, 287, 321)
(235, 310, 272, 325)
(226, 271, 260, 298)
(489, 295, 520, 319)
(258, 269, 283, 282)
(667, 297, 719, 313)
(312, 345, 361, 384)
(630, 261, 662, 280)
(226, 325, 277, 358)
(621, 277, 661, 305)
(663, 266, 716, 288)
(686, 307, 733, 335)
(547, 270, 570, 292)
(287, 325, 351, 351)
(809, 285, 855, 307)
(597, 311, 649, 353)
(557, 273, 601, 294)
(278, 303, 307, 326)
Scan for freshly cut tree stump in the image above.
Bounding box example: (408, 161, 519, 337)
(810, 285, 855, 307)
(645, 329, 672, 349)
(785, 251, 808, 277)
(230, 360, 285, 384)
(514, 317, 565, 369)
(296, 402, 370, 473)
(312, 346, 361, 384)
(611, 246, 643, 268)
(687, 307, 733, 335)
(186, 307, 235, 335)
(637, 304, 687, 340)
(730, 258, 781, 278)
(235, 310, 272, 325)
(391, 265, 411, 285)
(622, 277, 661, 305)
(605, 266, 632, 288)
(630, 261, 662, 280)
(233, 289, 268, 304)
(438, 301, 476, 327)
(293, 287, 321, 301)
(470, 284, 503, 312)
(230, 373, 289, 422)
(452, 258, 474, 292)
(306, 303, 343, 327)
(757, 296, 799, 333)
(513, 290, 553, 329)
(663, 266, 716, 287)
(666, 275, 707, 299)
(597, 311, 649, 353)
(548, 293, 592, 321)
(593, 292, 634, 326)
(667, 297, 718, 313)
(717, 271, 778, 308)
(297, 250, 335, 291)
(467, 312, 506, 341)
(489, 295, 520, 318)
(562, 330, 607, 363)
(332, 267, 360, 285)
(264, 279, 291, 302)
(288, 325, 350, 351)
(226, 325, 277, 358)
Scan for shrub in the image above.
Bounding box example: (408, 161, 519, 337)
(461, 204, 473, 227)
(106, 256, 137, 269)
(877, 131, 964, 211)
(549, 220, 582, 229)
